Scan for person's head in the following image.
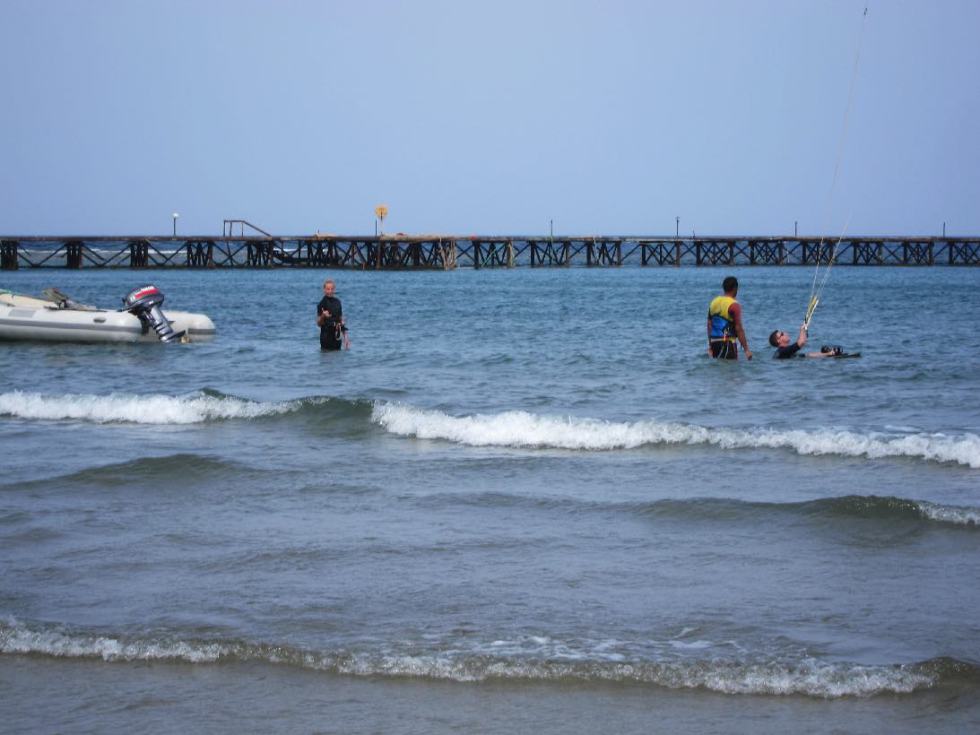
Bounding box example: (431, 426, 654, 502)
(769, 329, 791, 348)
(722, 276, 738, 296)
(323, 279, 336, 297)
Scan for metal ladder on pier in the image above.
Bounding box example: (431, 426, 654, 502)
(222, 220, 290, 266)
(222, 219, 278, 238)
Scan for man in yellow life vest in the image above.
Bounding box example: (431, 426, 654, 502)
(707, 276, 753, 360)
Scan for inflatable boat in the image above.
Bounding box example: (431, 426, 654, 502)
(0, 285, 216, 343)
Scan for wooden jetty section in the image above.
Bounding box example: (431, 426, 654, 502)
(1, 235, 978, 270)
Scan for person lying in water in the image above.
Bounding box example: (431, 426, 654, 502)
(768, 325, 843, 359)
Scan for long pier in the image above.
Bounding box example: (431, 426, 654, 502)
(1, 235, 978, 269)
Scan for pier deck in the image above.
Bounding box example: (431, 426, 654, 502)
(1, 235, 978, 269)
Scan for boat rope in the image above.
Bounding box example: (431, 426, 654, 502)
(804, 5, 869, 330)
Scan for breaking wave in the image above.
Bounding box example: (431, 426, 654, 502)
(1, 620, 974, 699)
(808, 495, 980, 527)
(0, 389, 295, 424)
(0, 390, 368, 425)
(417, 492, 980, 529)
(3, 391, 978, 469)
(915, 500, 980, 526)
(372, 404, 980, 468)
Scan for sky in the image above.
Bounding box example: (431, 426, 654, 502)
(1, 0, 978, 238)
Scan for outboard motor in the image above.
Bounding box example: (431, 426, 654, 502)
(123, 285, 185, 343)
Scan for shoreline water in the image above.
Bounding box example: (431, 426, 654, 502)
(1, 267, 977, 732)
(3, 655, 979, 735)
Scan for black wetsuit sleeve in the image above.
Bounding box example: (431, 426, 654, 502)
(774, 343, 803, 359)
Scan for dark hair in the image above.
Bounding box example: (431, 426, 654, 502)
(769, 330, 780, 347)
(722, 276, 738, 294)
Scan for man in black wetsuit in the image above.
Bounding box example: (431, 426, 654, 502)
(316, 279, 348, 351)
(769, 325, 837, 359)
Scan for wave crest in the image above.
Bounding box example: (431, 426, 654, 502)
(372, 405, 980, 468)
(428, 492, 980, 529)
(0, 390, 360, 425)
(0, 390, 295, 424)
(2, 621, 974, 699)
(5, 391, 979, 469)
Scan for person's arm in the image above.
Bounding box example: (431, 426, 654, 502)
(334, 301, 350, 349)
(317, 299, 335, 327)
(730, 303, 752, 360)
(796, 325, 808, 348)
(804, 346, 841, 358)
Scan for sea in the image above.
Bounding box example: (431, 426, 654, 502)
(1, 265, 978, 734)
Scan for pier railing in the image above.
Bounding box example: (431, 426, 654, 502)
(1, 235, 977, 270)
(222, 219, 278, 239)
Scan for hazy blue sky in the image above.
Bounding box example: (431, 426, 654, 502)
(1, 0, 977, 237)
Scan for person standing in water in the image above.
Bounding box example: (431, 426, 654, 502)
(707, 276, 752, 360)
(316, 279, 349, 351)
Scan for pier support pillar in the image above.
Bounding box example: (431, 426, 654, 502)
(1, 240, 18, 270)
(247, 242, 274, 267)
(129, 240, 149, 268)
(66, 240, 84, 269)
(185, 241, 215, 268)
(948, 241, 980, 265)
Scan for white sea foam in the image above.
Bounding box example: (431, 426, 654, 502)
(0, 622, 951, 698)
(916, 501, 980, 526)
(0, 624, 230, 663)
(329, 653, 939, 697)
(0, 390, 299, 424)
(372, 404, 980, 468)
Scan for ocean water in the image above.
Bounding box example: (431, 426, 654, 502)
(1, 265, 978, 734)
